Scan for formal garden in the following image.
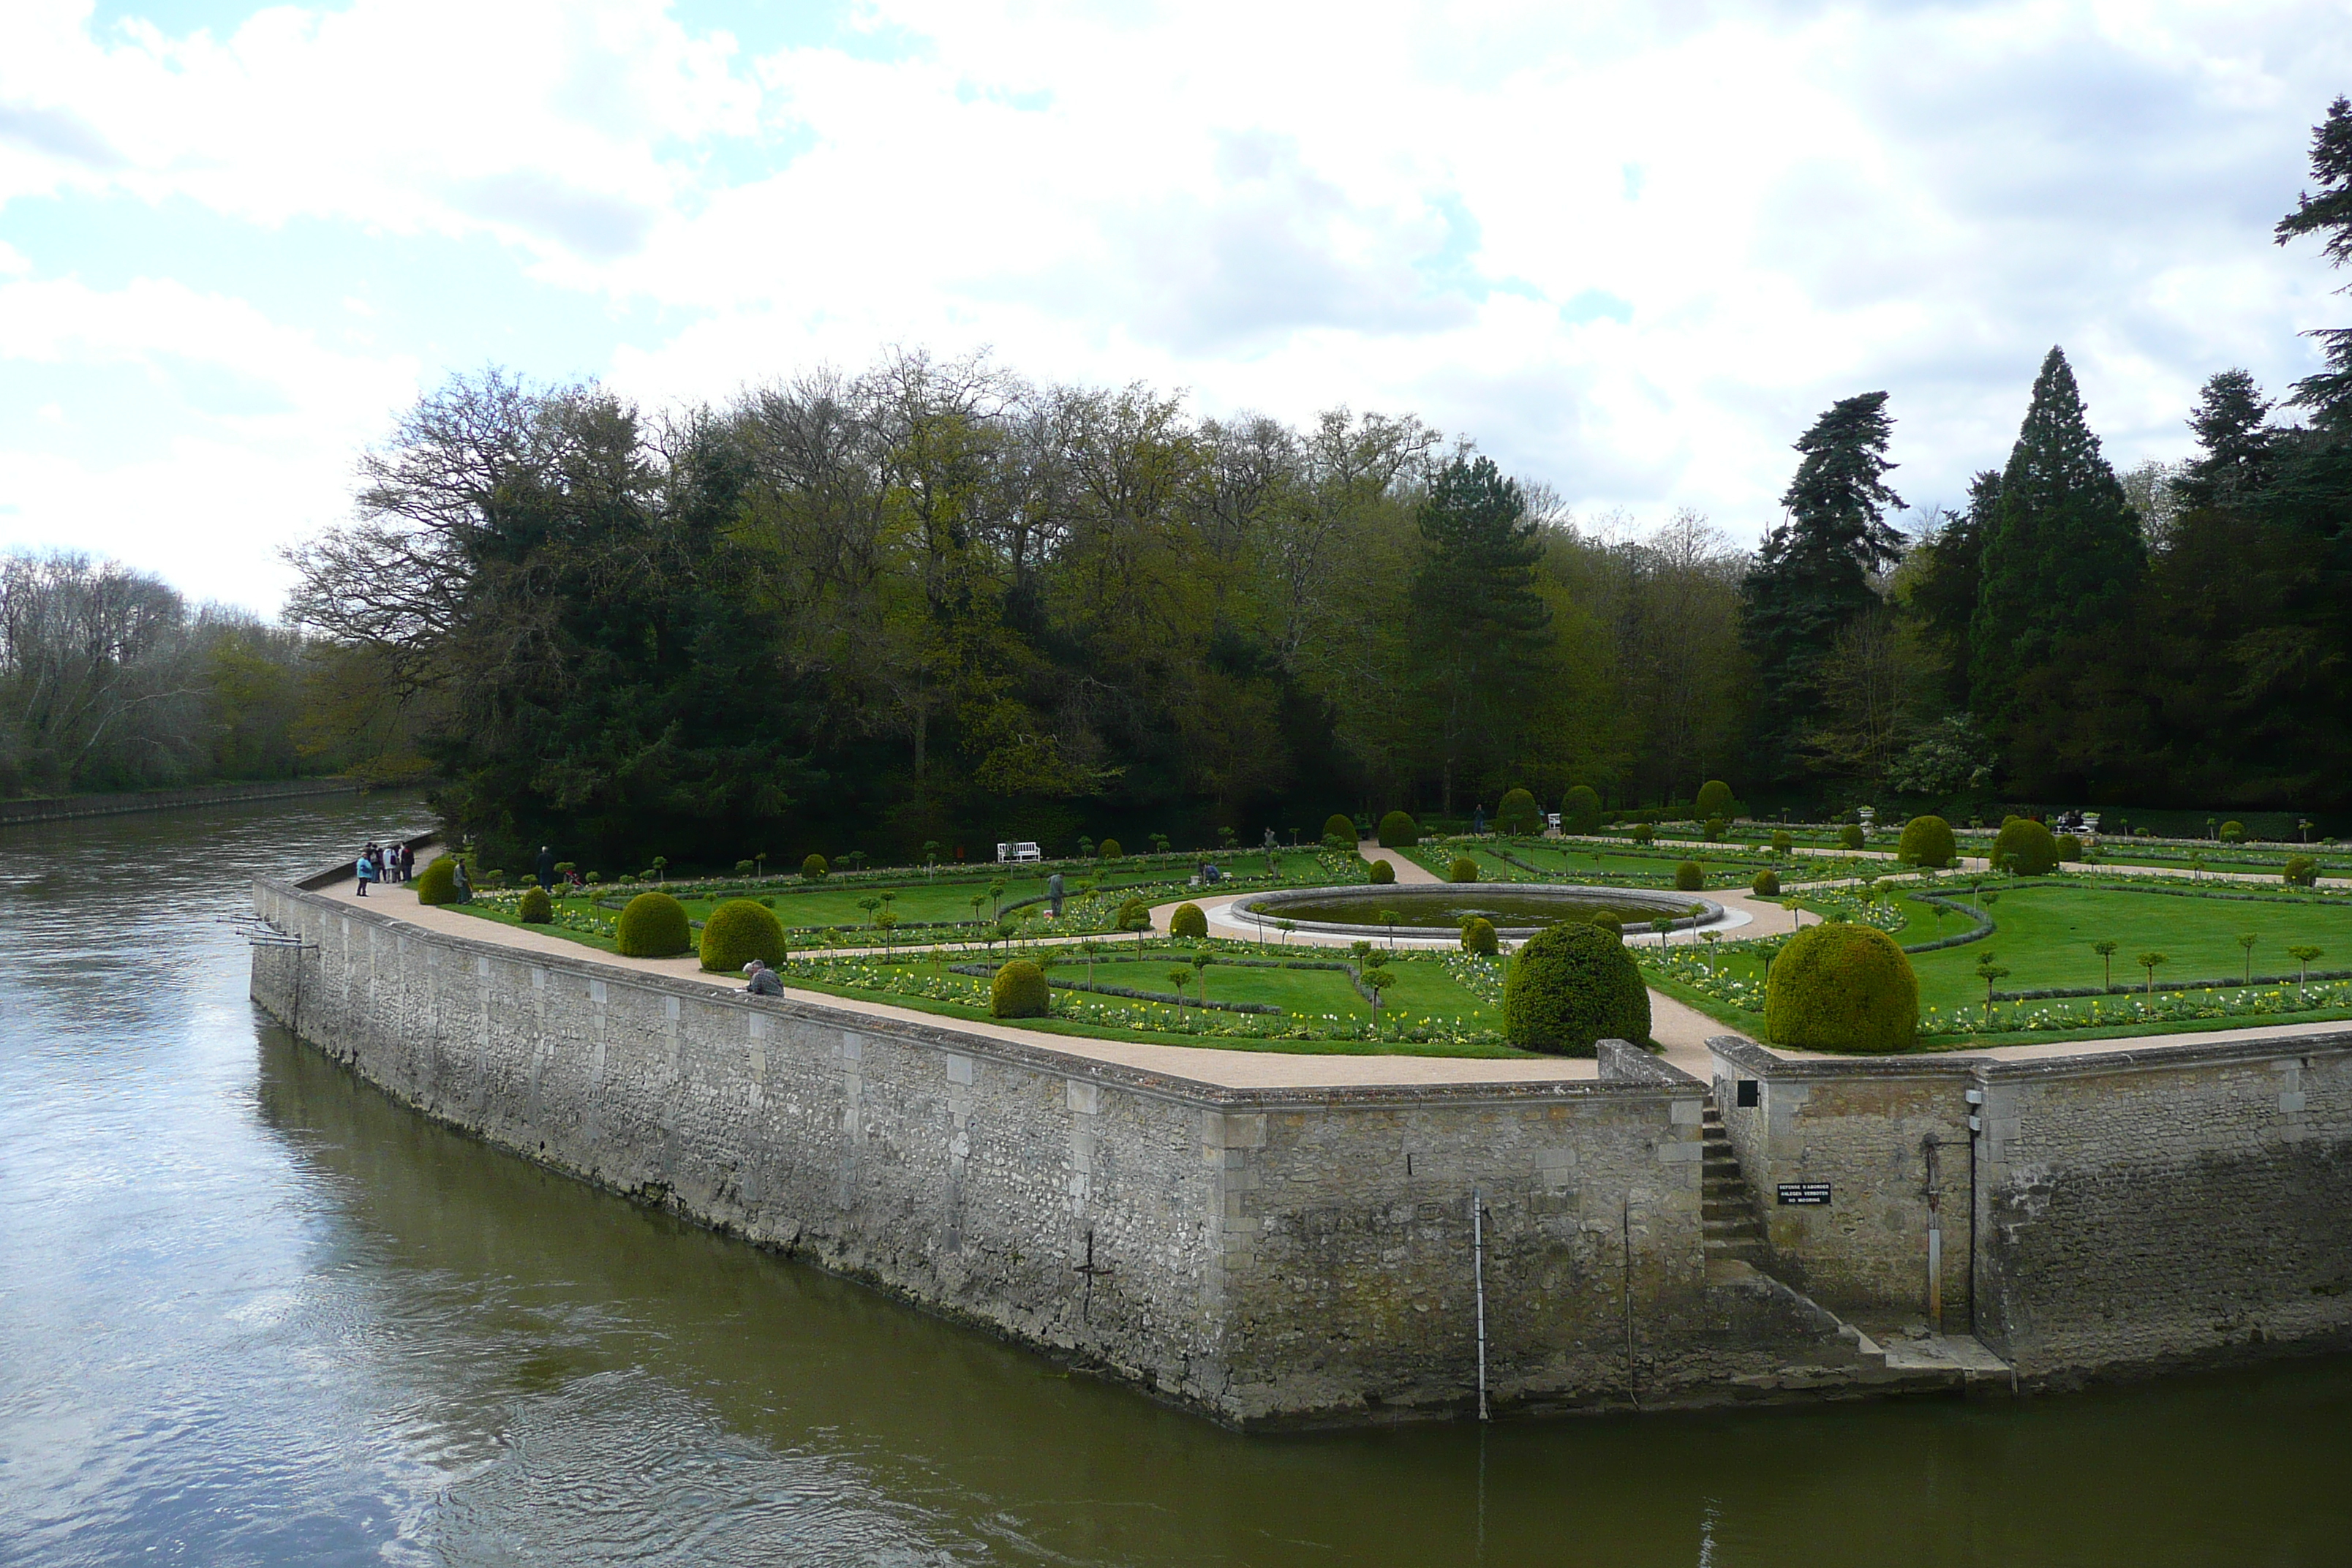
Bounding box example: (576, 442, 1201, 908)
(404, 802, 2352, 1059)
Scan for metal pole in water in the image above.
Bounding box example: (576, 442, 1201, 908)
(1471, 1186, 1488, 1422)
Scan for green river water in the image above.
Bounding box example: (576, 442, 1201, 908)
(1, 794, 2348, 1566)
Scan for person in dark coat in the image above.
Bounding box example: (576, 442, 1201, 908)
(535, 845, 555, 891)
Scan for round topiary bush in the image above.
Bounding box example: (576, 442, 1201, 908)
(1838, 823, 1866, 851)
(801, 853, 828, 880)
(1323, 813, 1358, 846)
(990, 959, 1051, 1018)
(1496, 788, 1540, 836)
(1377, 810, 1420, 848)
(2221, 820, 2247, 843)
(1368, 859, 1395, 885)
(1763, 923, 1918, 1053)
(518, 885, 553, 924)
(1561, 785, 1604, 834)
(1503, 921, 1650, 1055)
(1115, 894, 1153, 931)
(1897, 815, 1956, 869)
(1460, 916, 1499, 956)
(1631, 823, 1656, 845)
(2055, 833, 2084, 864)
(2285, 855, 2319, 887)
(1448, 856, 1480, 883)
(1169, 902, 1208, 939)
(1991, 817, 2059, 876)
(700, 898, 785, 972)
(1585, 909, 1624, 935)
(615, 891, 693, 957)
(1752, 868, 1781, 897)
(1098, 837, 1123, 859)
(414, 855, 458, 906)
(1703, 817, 1727, 842)
(1771, 831, 1793, 856)
(1695, 780, 1736, 821)
(1674, 861, 1704, 892)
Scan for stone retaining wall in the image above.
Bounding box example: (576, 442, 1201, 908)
(252, 877, 1847, 1425)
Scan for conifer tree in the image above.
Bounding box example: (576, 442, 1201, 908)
(1970, 347, 2144, 739)
(2275, 95, 2352, 426)
(1739, 391, 1902, 776)
(2173, 369, 2272, 510)
(1409, 454, 1551, 812)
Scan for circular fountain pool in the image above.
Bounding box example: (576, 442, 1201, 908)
(1226, 883, 1727, 941)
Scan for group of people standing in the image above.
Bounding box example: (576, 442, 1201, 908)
(353, 841, 415, 897)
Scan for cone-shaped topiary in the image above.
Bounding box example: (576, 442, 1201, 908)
(1561, 785, 1603, 834)
(518, 885, 553, 923)
(802, 853, 828, 880)
(1496, 788, 1540, 835)
(1838, 823, 1866, 851)
(415, 855, 458, 906)
(1098, 837, 1123, 859)
(1504, 921, 1650, 1055)
(1377, 810, 1420, 848)
(1448, 856, 1480, 883)
(1695, 780, 1736, 820)
(1752, 869, 1781, 897)
(1898, 815, 1956, 868)
(1323, 813, 1358, 846)
(1460, 916, 1499, 956)
(1674, 861, 1704, 891)
(1763, 922, 1918, 1052)
(1169, 902, 1208, 939)
(990, 959, 1050, 1018)
(616, 891, 693, 957)
(1991, 817, 2059, 876)
(700, 898, 785, 971)
(1368, 859, 1395, 884)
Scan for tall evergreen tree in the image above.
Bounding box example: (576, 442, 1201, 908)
(2275, 95, 2352, 427)
(1408, 454, 1551, 812)
(1899, 468, 1999, 712)
(1970, 347, 2145, 754)
(2173, 369, 2272, 510)
(1739, 391, 1903, 779)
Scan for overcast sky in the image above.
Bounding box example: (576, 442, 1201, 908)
(2, 0, 2348, 613)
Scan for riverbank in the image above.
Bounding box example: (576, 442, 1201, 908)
(0, 776, 367, 827)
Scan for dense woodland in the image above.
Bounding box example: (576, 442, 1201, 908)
(13, 104, 2351, 869)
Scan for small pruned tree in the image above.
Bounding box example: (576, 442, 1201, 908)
(2138, 951, 2168, 993)
(2092, 939, 2119, 990)
(1975, 954, 2011, 1019)
(2288, 944, 2324, 983)
(2239, 931, 2260, 983)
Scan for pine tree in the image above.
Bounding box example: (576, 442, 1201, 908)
(2275, 95, 2352, 427)
(1739, 391, 1903, 776)
(1970, 347, 2144, 740)
(1409, 454, 1552, 812)
(1898, 468, 1999, 712)
(2173, 369, 2272, 510)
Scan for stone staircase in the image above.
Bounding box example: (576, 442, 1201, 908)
(1697, 1094, 2016, 1397)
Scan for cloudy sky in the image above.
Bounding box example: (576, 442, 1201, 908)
(2, 0, 2348, 612)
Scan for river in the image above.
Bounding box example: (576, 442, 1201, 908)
(3, 794, 2349, 1566)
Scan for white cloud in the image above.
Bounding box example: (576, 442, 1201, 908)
(1, 0, 2349, 609)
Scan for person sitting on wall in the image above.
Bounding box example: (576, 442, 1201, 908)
(743, 960, 783, 996)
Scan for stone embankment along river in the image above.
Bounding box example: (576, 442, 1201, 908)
(252, 870, 2352, 1425)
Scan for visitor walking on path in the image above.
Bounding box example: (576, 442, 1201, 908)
(355, 850, 377, 897)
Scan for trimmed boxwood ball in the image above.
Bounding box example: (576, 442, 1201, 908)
(1503, 921, 1650, 1055)
(801, 853, 828, 880)
(615, 891, 693, 957)
(1496, 788, 1540, 835)
(2055, 833, 2084, 864)
(1561, 785, 1604, 834)
(1695, 780, 1735, 820)
(1674, 860, 1704, 891)
(1703, 817, 1727, 842)
(1771, 831, 1793, 855)
(1376, 810, 1420, 848)
(1585, 909, 1624, 935)
(1752, 868, 1781, 897)
(2285, 855, 2319, 887)
(1115, 895, 1153, 930)
(1368, 859, 1395, 885)
(414, 855, 458, 906)
(1460, 916, 1499, 956)
(1631, 823, 1656, 845)
(990, 959, 1051, 1019)
(1169, 902, 1208, 939)
(1098, 837, 1123, 859)
(1838, 823, 1866, 851)
(2221, 820, 2247, 843)
(700, 898, 785, 972)
(1322, 813, 1358, 846)
(1763, 923, 1918, 1053)
(1897, 815, 1956, 869)
(1991, 817, 2059, 876)
(1448, 856, 1480, 883)
(517, 885, 553, 923)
